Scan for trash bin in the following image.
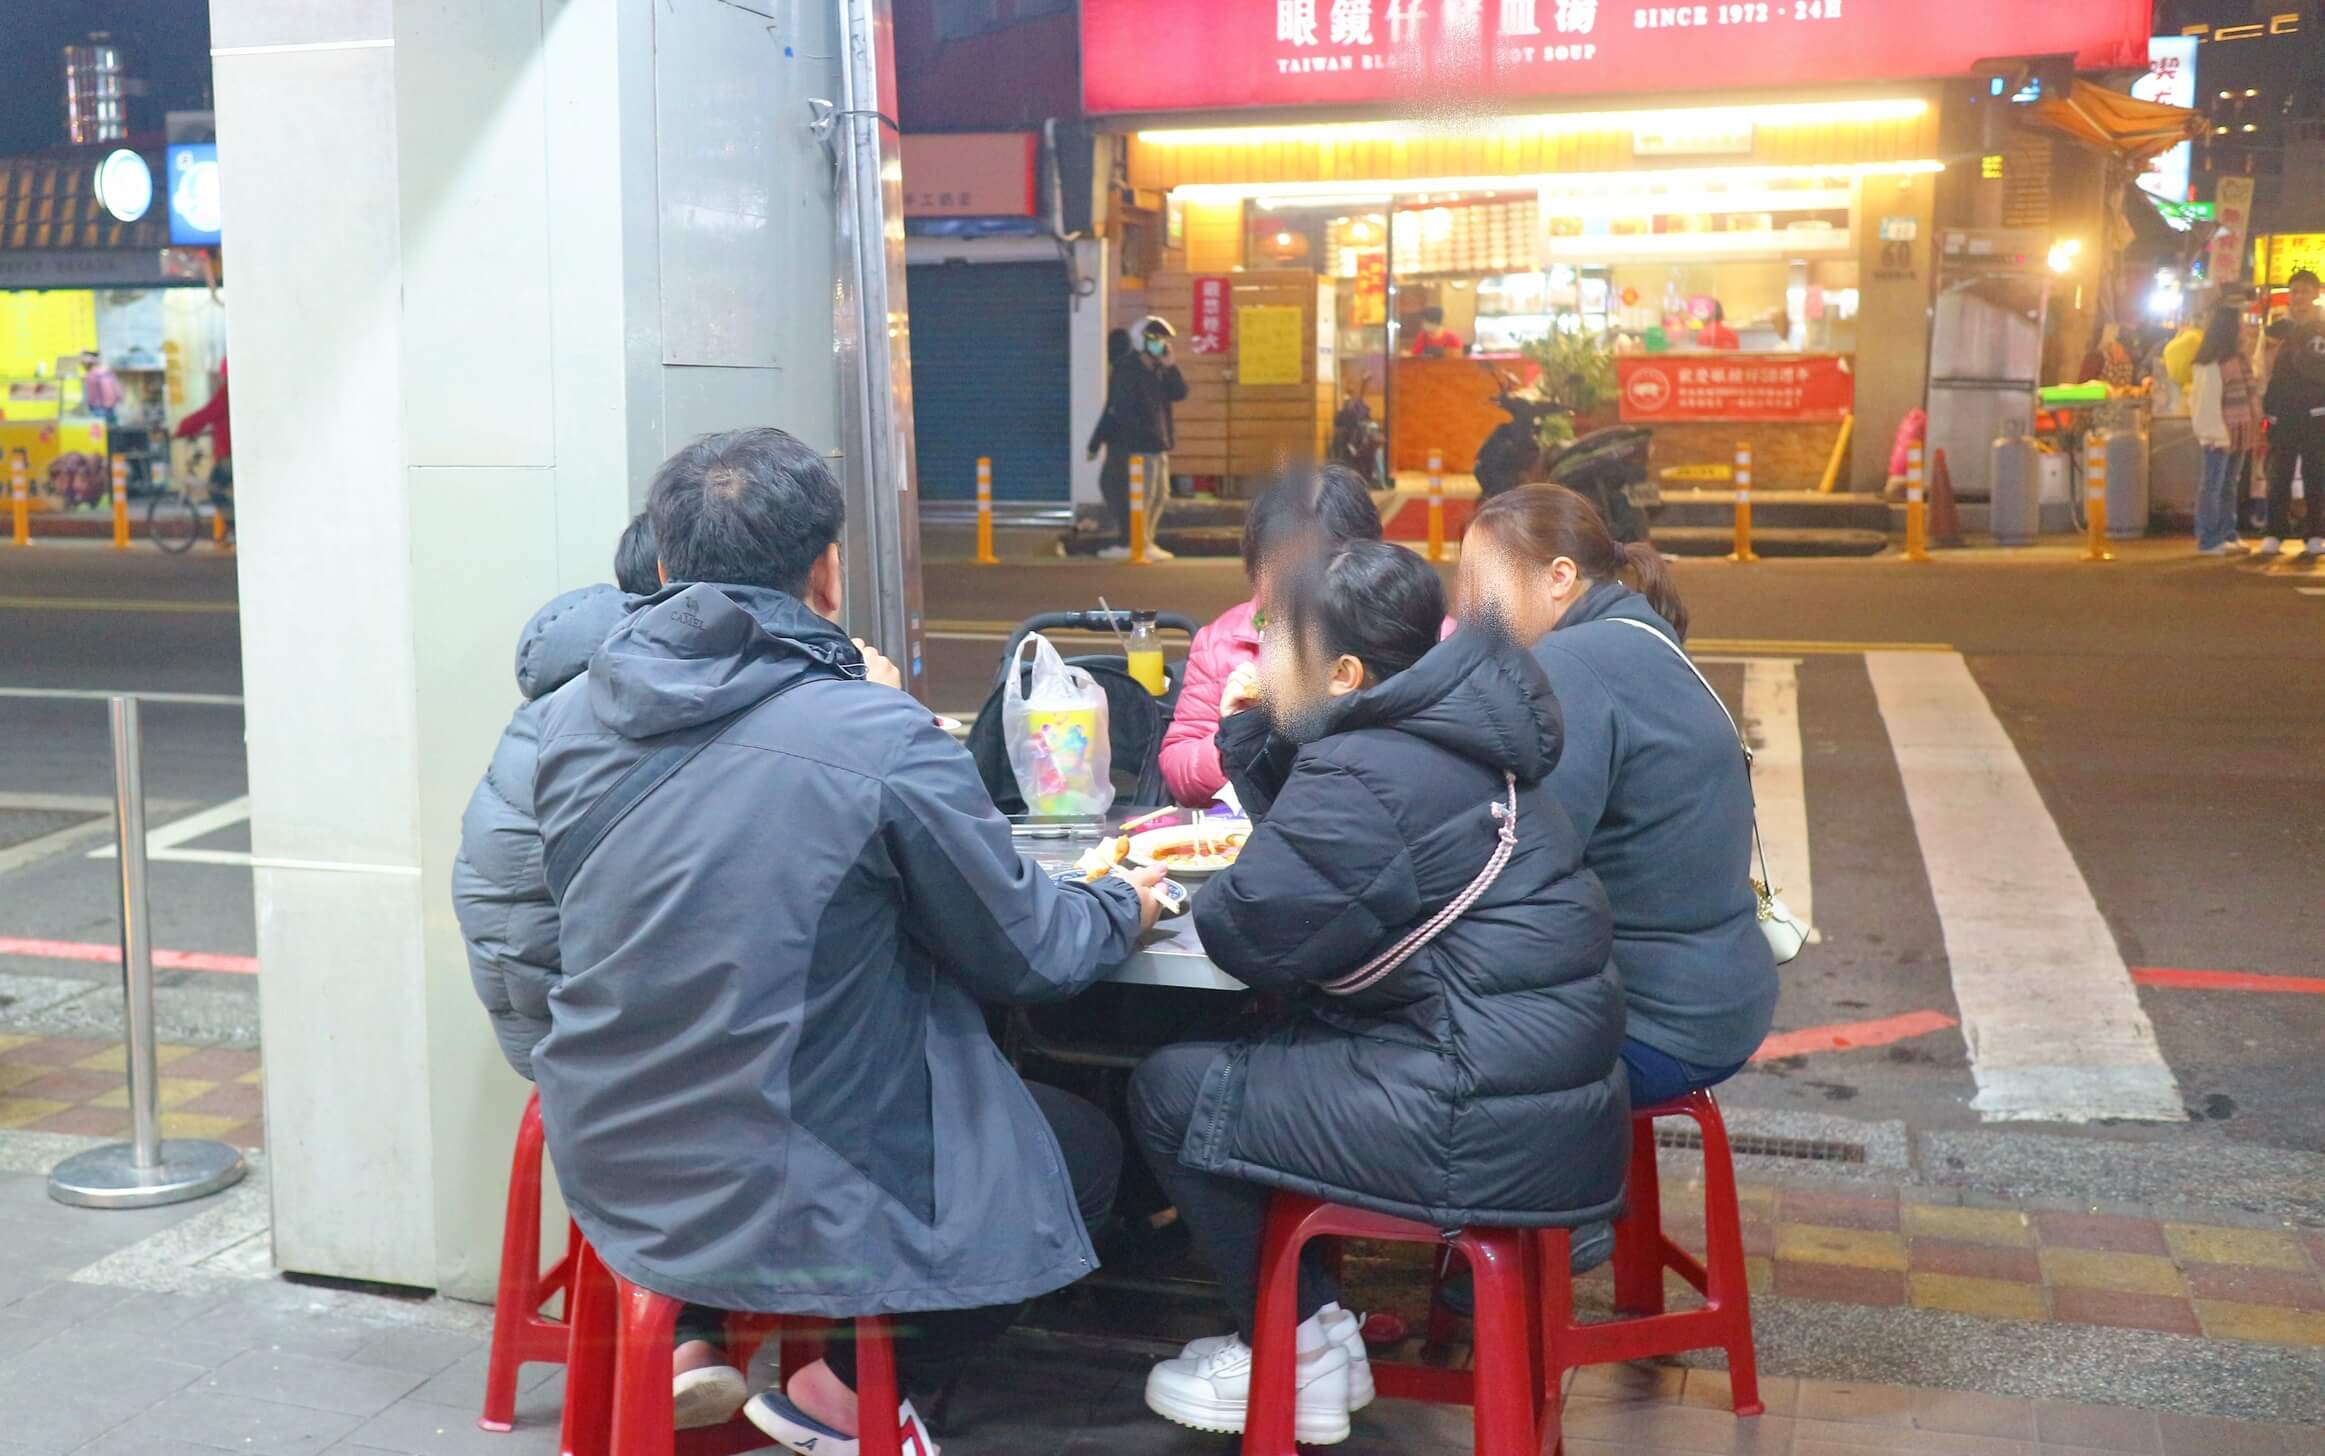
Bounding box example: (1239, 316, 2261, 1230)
(2104, 429, 2150, 540)
(1991, 433, 2041, 546)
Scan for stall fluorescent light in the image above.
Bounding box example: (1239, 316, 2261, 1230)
(1183, 160, 1944, 209)
(1137, 97, 1929, 148)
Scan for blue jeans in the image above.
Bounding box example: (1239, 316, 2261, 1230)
(1621, 1038, 1747, 1107)
(2196, 445, 2241, 550)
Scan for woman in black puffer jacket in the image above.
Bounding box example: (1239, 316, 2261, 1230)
(1132, 539, 1628, 1445)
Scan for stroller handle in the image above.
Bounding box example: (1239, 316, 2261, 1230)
(996, 611, 1203, 684)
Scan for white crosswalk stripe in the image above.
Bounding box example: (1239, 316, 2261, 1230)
(1864, 651, 2182, 1124)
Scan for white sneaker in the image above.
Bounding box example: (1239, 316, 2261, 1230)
(673, 1363, 749, 1429)
(1145, 1331, 1352, 1444)
(1143, 543, 1177, 561)
(2226, 538, 2250, 553)
(745, 1390, 939, 1456)
(2257, 536, 2283, 557)
(1096, 545, 1131, 561)
(1179, 1304, 1374, 1409)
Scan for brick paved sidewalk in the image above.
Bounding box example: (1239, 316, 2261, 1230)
(0, 1033, 265, 1147)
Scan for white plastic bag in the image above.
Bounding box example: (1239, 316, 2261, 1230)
(1002, 632, 1114, 816)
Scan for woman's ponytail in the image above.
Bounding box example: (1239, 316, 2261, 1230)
(1619, 539, 1689, 642)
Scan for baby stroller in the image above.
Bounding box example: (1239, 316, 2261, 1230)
(965, 610, 1200, 816)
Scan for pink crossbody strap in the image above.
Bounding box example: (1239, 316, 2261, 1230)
(1320, 772, 1519, 998)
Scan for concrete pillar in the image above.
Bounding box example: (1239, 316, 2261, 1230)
(1851, 169, 1937, 492)
(1070, 237, 1111, 519)
(212, 0, 851, 1296)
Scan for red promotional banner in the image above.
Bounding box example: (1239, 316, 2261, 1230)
(1617, 354, 1853, 423)
(1082, 0, 2148, 116)
(1191, 276, 1234, 354)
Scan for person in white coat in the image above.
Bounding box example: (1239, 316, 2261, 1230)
(2188, 303, 2258, 555)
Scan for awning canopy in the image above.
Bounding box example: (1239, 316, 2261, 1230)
(2028, 82, 2206, 164)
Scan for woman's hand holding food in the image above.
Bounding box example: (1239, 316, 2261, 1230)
(1219, 663, 1262, 719)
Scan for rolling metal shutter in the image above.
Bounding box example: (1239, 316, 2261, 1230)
(906, 259, 1069, 502)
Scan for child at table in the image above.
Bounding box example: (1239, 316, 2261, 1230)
(1158, 466, 1381, 807)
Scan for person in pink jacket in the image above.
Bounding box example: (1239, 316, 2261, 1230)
(1160, 466, 1382, 806)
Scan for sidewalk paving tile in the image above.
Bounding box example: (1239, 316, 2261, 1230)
(0, 1098, 69, 1129)
(71, 1043, 202, 1072)
(1570, 1360, 1687, 1405)
(333, 1393, 565, 1455)
(1561, 1396, 1796, 1452)
(1796, 1378, 1921, 1428)
(2031, 1212, 2172, 1257)
(1782, 1189, 1902, 1232)
(2046, 1286, 2203, 1337)
(2179, 1261, 2325, 1311)
(1773, 1259, 1907, 1305)
(1911, 1389, 2039, 1440)
(88, 1075, 220, 1110)
(346, 1328, 484, 1378)
(96, 1386, 367, 1455)
(1776, 1225, 1910, 1271)
(2163, 1224, 2311, 1273)
(1680, 1368, 1799, 1416)
(2156, 1409, 2294, 1456)
(74, 1436, 247, 1456)
(2038, 1248, 2187, 1297)
(0, 1035, 112, 1066)
(2034, 1398, 2164, 1452)
(199, 1348, 431, 1418)
(1903, 1205, 2036, 1248)
(2192, 1299, 2325, 1346)
(1909, 1272, 2052, 1321)
(1910, 1238, 2044, 1283)
(1793, 1421, 2041, 1455)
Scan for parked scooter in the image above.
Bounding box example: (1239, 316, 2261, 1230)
(1474, 373, 1656, 542)
(1330, 373, 1385, 486)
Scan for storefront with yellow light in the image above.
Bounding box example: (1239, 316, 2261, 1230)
(1079, 0, 2153, 493)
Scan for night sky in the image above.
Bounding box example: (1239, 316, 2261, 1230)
(0, 2, 213, 156)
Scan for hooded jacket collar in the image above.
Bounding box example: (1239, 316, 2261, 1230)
(1554, 578, 1675, 639)
(588, 582, 862, 740)
(516, 585, 631, 703)
(1312, 627, 1562, 784)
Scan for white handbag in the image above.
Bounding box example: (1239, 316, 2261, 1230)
(1609, 618, 1809, 965)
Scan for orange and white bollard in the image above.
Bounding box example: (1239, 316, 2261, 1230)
(1128, 454, 1151, 565)
(1903, 440, 1930, 563)
(973, 455, 999, 565)
(2083, 433, 2112, 563)
(10, 453, 29, 547)
(110, 455, 131, 550)
(1426, 449, 1446, 564)
(1727, 441, 1759, 563)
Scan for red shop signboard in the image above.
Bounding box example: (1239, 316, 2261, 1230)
(1081, 0, 2148, 116)
(1191, 276, 1233, 354)
(1617, 355, 1852, 423)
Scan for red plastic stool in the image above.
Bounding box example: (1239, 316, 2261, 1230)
(1246, 1193, 1564, 1456)
(1551, 1089, 1762, 1416)
(560, 1238, 916, 1456)
(480, 1090, 582, 1432)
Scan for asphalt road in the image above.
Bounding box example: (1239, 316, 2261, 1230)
(5, 533, 2323, 1166)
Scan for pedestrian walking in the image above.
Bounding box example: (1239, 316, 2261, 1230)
(2189, 304, 2258, 555)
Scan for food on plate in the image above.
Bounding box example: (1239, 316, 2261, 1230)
(1075, 835, 1130, 881)
(1127, 821, 1251, 876)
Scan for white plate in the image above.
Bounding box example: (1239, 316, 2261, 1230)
(1126, 820, 1251, 878)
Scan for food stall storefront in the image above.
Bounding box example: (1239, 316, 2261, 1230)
(1082, 0, 2151, 492)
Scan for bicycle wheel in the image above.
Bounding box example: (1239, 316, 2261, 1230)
(146, 491, 202, 553)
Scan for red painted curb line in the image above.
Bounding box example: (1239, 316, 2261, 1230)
(0, 936, 258, 976)
(1751, 1009, 1959, 1062)
(2131, 967, 2325, 995)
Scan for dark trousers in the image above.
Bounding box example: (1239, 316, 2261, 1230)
(1096, 448, 1132, 548)
(1619, 1037, 1748, 1107)
(2265, 424, 2325, 541)
(675, 1080, 1121, 1394)
(1128, 1042, 1339, 1341)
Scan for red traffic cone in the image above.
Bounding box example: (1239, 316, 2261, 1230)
(1930, 447, 1964, 549)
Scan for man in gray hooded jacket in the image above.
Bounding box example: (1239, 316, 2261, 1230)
(528, 427, 1164, 1453)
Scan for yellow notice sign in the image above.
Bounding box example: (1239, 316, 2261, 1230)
(2267, 235, 2325, 288)
(1662, 463, 1734, 482)
(1237, 305, 1305, 386)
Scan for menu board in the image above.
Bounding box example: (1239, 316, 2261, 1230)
(1238, 306, 1306, 386)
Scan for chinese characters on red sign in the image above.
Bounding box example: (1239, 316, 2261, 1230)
(1081, 0, 2148, 114)
(1191, 276, 1234, 354)
(1617, 354, 1853, 423)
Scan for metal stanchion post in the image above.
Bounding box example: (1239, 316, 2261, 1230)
(1904, 440, 1931, 563)
(1128, 454, 1150, 565)
(1426, 449, 1445, 564)
(1728, 441, 1759, 563)
(10, 452, 28, 547)
(973, 456, 999, 566)
(49, 697, 248, 1209)
(2084, 433, 2113, 563)
(110, 454, 131, 550)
